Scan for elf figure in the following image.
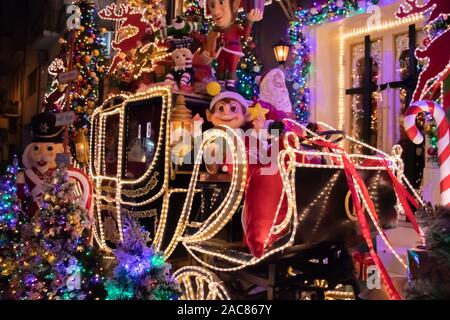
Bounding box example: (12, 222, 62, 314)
(17, 113, 65, 215)
(205, 0, 263, 90)
(204, 87, 264, 173)
(204, 85, 289, 257)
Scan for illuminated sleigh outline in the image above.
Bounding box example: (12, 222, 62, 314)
(89, 85, 246, 257)
(181, 123, 422, 271)
(174, 120, 423, 299)
(89, 86, 174, 253)
(89, 86, 422, 299)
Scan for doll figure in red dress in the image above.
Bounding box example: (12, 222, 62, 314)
(205, 0, 263, 90)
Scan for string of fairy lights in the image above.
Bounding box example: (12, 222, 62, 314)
(288, 0, 380, 122)
(63, 1, 107, 130)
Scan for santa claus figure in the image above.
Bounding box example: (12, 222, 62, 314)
(204, 0, 263, 90)
(257, 68, 292, 114)
(17, 113, 65, 214)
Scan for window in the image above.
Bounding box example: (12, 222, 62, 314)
(347, 38, 383, 153)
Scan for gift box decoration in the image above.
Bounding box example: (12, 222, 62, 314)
(242, 0, 267, 13)
(407, 248, 432, 281)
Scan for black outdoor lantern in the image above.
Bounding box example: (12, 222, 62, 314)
(273, 39, 290, 65)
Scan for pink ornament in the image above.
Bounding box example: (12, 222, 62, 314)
(427, 147, 437, 156)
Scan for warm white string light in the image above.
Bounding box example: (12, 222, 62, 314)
(90, 86, 173, 252)
(173, 266, 230, 300)
(89, 84, 423, 284)
(337, 14, 423, 134)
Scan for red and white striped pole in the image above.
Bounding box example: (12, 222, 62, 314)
(404, 100, 450, 206)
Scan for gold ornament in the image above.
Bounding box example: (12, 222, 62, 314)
(207, 82, 221, 96)
(47, 254, 56, 264)
(1, 262, 13, 276)
(75, 129, 90, 164)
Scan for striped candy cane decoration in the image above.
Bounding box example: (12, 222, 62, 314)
(404, 100, 450, 206)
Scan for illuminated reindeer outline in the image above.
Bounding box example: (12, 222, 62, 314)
(397, 0, 450, 25)
(99, 3, 149, 75)
(396, 0, 450, 102)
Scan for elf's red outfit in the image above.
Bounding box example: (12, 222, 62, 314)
(214, 23, 252, 78)
(241, 141, 288, 258)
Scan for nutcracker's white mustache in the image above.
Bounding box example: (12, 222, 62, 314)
(37, 160, 48, 167)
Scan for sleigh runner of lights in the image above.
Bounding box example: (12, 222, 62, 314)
(90, 85, 423, 299)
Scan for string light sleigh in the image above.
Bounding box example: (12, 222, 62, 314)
(89, 85, 423, 300)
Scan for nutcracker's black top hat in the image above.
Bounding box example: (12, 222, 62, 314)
(31, 112, 64, 143)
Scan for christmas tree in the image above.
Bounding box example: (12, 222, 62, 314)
(104, 214, 180, 300)
(182, 0, 204, 18)
(405, 205, 450, 299)
(0, 157, 27, 299)
(236, 24, 262, 100)
(0, 157, 21, 233)
(235, 12, 262, 100)
(6, 164, 105, 300)
(56, 0, 107, 137)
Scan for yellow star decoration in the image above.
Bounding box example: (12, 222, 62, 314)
(247, 103, 269, 121)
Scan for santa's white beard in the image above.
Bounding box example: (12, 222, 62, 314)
(260, 88, 292, 113)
